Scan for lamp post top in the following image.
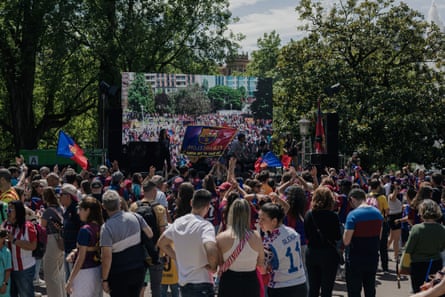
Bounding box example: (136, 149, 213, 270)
(298, 118, 311, 136)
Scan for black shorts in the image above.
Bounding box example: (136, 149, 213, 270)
(388, 213, 403, 230)
(219, 270, 259, 297)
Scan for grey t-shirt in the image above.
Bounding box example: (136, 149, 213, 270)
(100, 211, 148, 252)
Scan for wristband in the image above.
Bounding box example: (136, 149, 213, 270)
(102, 279, 108, 282)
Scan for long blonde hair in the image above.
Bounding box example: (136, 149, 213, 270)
(227, 199, 251, 240)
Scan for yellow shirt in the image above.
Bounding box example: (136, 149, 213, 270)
(369, 191, 389, 216)
(161, 257, 179, 285)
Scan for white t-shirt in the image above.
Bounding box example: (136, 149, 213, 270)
(155, 190, 168, 207)
(388, 197, 403, 215)
(163, 213, 216, 286)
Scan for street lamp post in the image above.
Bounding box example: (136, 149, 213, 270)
(298, 118, 311, 167)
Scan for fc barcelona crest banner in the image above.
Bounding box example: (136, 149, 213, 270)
(181, 126, 238, 157)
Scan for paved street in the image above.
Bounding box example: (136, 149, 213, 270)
(333, 260, 412, 297)
(35, 256, 413, 297)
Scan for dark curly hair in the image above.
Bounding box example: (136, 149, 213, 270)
(286, 186, 306, 219)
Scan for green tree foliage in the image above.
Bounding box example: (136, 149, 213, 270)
(0, 0, 241, 156)
(171, 84, 211, 115)
(275, 0, 445, 169)
(128, 73, 154, 115)
(251, 78, 273, 119)
(207, 85, 242, 111)
(246, 30, 281, 79)
(0, 0, 98, 153)
(154, 92, 173, 114)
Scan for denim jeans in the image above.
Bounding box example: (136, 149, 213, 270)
(11, 265, 35, 297)
(161, 284, 180, 297)
(34, 259, 42, 280)
(65, 251, 73, 281)
(180, 283, 214, 297)
(148, 263, 164, 297)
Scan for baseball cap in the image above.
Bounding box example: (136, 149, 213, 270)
(151, 175, 165, 186)
(172, 177, 184, 192)
(39, 166, 50, 175)
(91, 179, 103, 189)
(218, 182, 232, 192)
(61, 184, 79, 202)
(98, 165, 108, 176)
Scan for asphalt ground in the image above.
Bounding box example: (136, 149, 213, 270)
(35, 255, 413, 297)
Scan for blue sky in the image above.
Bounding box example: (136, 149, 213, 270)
(228, 0, 445, 53)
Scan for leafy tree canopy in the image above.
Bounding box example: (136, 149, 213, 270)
(207, 85, 243, 111)
(171, 84, 211, 115)
(246, 30, 281, 79)
(274, 0, 445, 169)
(128, 73, 154, 114)
(0, 0, 241, 162)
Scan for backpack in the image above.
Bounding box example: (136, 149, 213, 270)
(32, 222, 47, 259)
(135, 200, 161, 266)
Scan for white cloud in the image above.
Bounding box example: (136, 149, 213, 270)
(229, 0, 263, 10)
(229, 6, 304, 53)
(228, 0, 445, 53)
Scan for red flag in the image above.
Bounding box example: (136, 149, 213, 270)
(281, 154, 292, 169)
(254, 157, 263, 173)
(314, 98, 326, 153)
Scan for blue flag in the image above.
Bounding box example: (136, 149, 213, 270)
(57, 131, 88, 170)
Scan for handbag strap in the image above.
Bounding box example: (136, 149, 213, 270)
(219, 231, 252, 274)
(310, 211, 337, 250)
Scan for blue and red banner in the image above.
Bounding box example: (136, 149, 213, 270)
(181, 126, 238, 157)
(254, 151, 284, 173)
(57, 131, 89, 170)
(314, 98, 326, 153)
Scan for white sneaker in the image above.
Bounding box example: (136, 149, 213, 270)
(35, 293, 42, 297)
(33, 278, 45, 286)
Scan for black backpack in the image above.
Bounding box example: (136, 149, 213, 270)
(135, 200, 161, 266)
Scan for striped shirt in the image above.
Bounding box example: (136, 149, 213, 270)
(3, 221, 37, 271)
(0, 187, 19, 204)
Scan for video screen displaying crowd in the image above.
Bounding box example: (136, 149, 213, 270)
(122, 112, 272, 167)
(0, 150, 445, 297)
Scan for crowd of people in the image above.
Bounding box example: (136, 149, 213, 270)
(122, 112, 272, 167)
(1, 147, 445, 297)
